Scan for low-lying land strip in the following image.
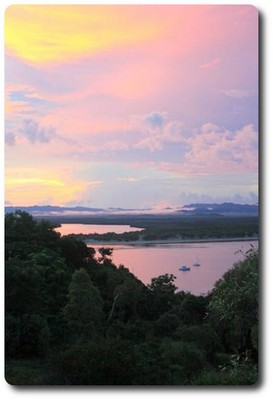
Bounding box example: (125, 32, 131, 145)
(44, 214, 259, 244)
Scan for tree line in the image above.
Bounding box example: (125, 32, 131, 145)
(5, 211, 259, 385)
(64, 215, 258, 242)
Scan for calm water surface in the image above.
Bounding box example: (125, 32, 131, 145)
(56, 224, 258, 295)
(90, 241, 258, 295)
(55, 223, 143, 235)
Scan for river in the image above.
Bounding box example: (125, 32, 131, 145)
(54, 223, 143, 235)
(55, 223, 258, 296)
(90, 240, 258, 295)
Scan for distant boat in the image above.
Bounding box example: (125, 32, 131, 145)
(193, 256, 201, 267)
(179, 265, 191, 271)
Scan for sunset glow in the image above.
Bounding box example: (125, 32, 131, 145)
(5, 4, 258, 208)
(5, 5, 166, 64)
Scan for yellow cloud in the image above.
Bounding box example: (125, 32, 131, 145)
(7, 178, 65, 187)
(5, 168, 88, 206)
(5, 5, 161, 64)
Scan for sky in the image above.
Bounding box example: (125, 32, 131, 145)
(4, 4, 259, 209)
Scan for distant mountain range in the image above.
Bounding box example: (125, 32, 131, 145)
(5, 202, 258, 217)
(177, 202, 259, 216)
(5, 205, 105, 214)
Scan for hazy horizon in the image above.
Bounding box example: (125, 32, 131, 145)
(4, 201, 259, 217)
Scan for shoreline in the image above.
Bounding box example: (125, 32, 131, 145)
(85, 236, 259, 247)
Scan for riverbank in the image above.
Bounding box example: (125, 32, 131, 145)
(85, 236, 259, 247)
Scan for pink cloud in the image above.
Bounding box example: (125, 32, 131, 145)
(132, 112, 187, 152)
(157, 123, 258, 176)
(6, 4, 258, 139)
(222, 88, 255, 98)
(198, 58, 221, 69)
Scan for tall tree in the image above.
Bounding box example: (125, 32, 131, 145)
(64, 268, 104, 340)
(208, 248, 258, 353)
(147, 273, 178, 317)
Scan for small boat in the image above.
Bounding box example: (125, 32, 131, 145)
(179, 265, 191, 271)
(193, 262, 201, 267)
(193, 256, 201, 267)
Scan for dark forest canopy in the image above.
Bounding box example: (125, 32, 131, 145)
(5, 211, 259, 385)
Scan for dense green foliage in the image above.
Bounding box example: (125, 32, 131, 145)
(5, 211, 259, 385)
